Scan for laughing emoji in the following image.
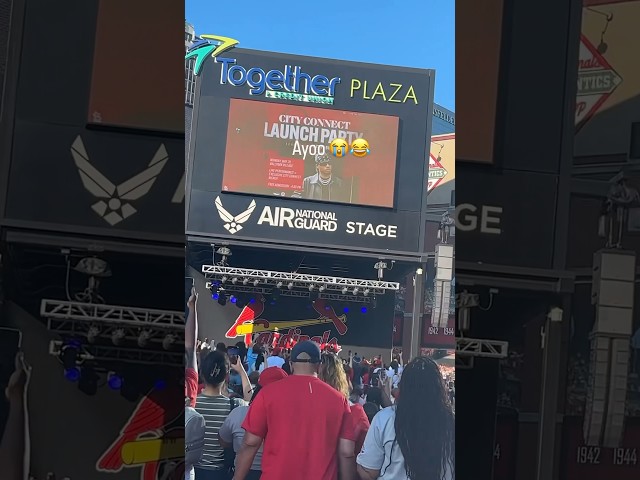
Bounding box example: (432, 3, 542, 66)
(350, 138, 370, 157)
(329, 138, 349, 158)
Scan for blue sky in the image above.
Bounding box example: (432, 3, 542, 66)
(186, 1, 455, 111)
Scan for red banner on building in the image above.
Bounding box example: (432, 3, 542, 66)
(421, 311, 455, 349)
(562, 416, 640, 479)
(492, 414, 518, 480)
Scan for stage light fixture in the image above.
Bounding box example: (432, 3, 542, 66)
(230, 295, 237, 304)
(343, 307, 350, 313)
(221, 276, 228, 283)
(309, 285, 316, 292)
(361, 306, 368, 314)
(162, 334, 176, 350)
(217, 289, 227, 306)
(319, 285, 326, 292)
(60, 345, 79, 369)
(243, 278, 250, 285)
(288, 282, 294, 290)
(363, 289, 370, 296)
(64, 367, 80, 382)
(270, 288, 281, 305)
(111, 329, 126, 346)
(342, 287, 349, 294)
(107, 372, 123, 390)
(137, 330, 152, 348)
(231, 277, 239, 285)
(253, 279, 260, 287)
(276, 281, 283, 289)
(78, 364, 99, 396)
(87, 325, 100, 343)
(353, 288, 359, 295)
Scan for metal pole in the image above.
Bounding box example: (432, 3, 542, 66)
(536, 306, 564, 480)
(409, 264, 426, 359)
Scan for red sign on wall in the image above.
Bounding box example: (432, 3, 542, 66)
(492, 414, 518, 480)
(562, 416, 640, 480)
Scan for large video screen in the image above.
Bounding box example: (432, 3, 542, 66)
(221, 99, 399, 208)
(87, 0, 183, 133)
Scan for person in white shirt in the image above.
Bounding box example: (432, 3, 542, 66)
(356, 357, 454, 480)
(387, 360, 403, 390)
(265, 347, 286, 368)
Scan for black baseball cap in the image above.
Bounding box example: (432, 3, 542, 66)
(290, 340, 321, 363)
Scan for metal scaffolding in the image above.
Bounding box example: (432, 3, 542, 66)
(202, 265, 400, 294)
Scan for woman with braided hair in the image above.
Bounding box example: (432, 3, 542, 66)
(356, 356, 454, 480)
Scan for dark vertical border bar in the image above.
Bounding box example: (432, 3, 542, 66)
(492, 0, 514, 170)
(0, 0, 26, 222)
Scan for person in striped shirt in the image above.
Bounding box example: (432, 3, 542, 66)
(194, 351, 248, 480)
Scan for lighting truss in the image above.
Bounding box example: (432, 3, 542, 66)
(205, 282, 372, 304)
(202, 265, 400, 294)
(455, 337, 509, 359)
(455, 356, 474, 369)
(41, 299, 184, 332)
(48, 340, 182, 367)
(41, 299, 183, 366)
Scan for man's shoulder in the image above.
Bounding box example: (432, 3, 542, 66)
(227, 404, 249, 422)
(373, 406, 396, 425)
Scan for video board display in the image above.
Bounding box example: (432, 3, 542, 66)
(87, 0, 183, 133)
(187, 45, 435, 255)
(222, 99, 399, 208)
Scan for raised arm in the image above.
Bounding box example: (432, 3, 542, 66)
(185, 287, 198, 370)
(230, 357, 252, 402)
(0, 352, 31, 480)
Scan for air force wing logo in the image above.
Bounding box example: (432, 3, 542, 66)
(71, 136, 169, 226)
(215, 196, 256, 234)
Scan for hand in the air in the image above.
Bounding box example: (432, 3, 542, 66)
(5, 352, 31, 401)
(187, 287, 198, 310)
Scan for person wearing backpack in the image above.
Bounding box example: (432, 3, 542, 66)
(186, 288, 205, 480)
(195, 351, 248, 480)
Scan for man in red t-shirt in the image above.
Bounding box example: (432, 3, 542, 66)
(234, 340, 356, 480)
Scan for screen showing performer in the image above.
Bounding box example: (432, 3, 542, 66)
(221, 99, 400, 208)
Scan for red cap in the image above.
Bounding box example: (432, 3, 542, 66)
(258, 367, 288, 387)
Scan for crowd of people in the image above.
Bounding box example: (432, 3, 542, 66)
(185, 289, 455, 480)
